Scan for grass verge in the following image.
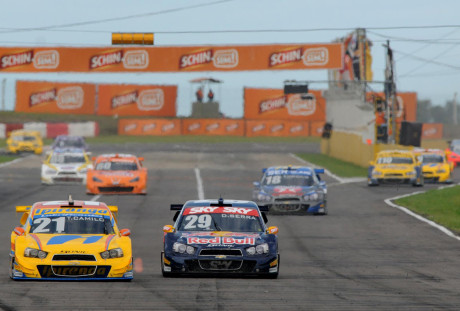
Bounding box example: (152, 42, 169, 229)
(394, 185, 460, 235)
(296, 153, 367, 178)
(0, 155, 17, 164)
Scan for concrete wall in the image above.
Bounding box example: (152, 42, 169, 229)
(321, 130, 374, 167)
(321, 130, 450, 167)
(323, 86, 375, 144)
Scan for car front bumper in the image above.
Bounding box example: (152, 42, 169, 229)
(162, 252, 279, 276)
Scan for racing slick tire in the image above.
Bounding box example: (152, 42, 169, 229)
(265, 254, 280, 279)
(161, 252, 172, 278)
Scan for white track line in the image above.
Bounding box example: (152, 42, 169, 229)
(384, 184, 460, 242)
(289, 153, 366, 184)
(194, 167, 205, 200)
(0, 156, 28, 168)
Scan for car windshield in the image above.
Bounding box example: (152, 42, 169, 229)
(261, 173, 314, 186)
(30, 215, 114, 234)
(95, 161, 138, 171)
(177, 207, 264, 232)
(422, 154, 444, 163)
(377, 156, 413, 164)
(56, 139, 85, 148)
(13, 135, 36, 142)
(50, 153, 86, 164)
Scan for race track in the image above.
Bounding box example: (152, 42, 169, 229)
(1, 142, 460, 311)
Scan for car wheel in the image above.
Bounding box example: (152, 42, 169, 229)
(265, 254, 280, 279)
(161, 252, 172, 277)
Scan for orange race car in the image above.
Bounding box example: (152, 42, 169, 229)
(86, 154, 147, 195)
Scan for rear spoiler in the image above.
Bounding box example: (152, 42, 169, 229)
(258, 205, 269, 212)
(314, 168, 325, 174)
(170, 204, 184, 211)
(16, 206, 32, 213)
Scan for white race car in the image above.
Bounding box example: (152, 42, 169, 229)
(41, 148, 93, 185)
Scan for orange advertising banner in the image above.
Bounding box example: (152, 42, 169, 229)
(244, 88, 326, 121)
(0, 44, 343, 73)
(118, 119, 181, 136)
(310, 121, 325, 137)
(246, 120, 310, 137)
(422, 123, 443, 139)
(15, 81, 96, 114)
(98, 84, 177, 116)
(182, 119, 245, 136)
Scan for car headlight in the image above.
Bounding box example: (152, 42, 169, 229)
(92, 176, 103, 182)
(257, 193, 271, 202)
(24, 247, 48, 259)
(129, 177, 139, 182)
(45, 168, 57, 174)
(79, 168, 87, 174)
(303, 192, 319, 201)
(100, 248, 123, 259)
(246, 243, 269, 255)
(372, 170, 383, 176)
(172, 242, 195, 255)
(406, 170, 416, 176)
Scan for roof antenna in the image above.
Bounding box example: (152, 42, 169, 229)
(218, 196, 224, 205)
(68, 194, 74, 206)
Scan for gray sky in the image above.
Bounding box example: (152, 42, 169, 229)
(1, 0, 460, 117)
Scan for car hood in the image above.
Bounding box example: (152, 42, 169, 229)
(176, 231, 264, 247)
(26, 234, 118, 253)
(261, 185, 312, 196)
(93, 171, 140, 178)
(374, 164, 414, 171)
(44, 163, 89, 171)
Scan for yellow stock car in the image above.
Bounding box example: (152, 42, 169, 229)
(414, 149, 453, 183)
(368, 150, 424, 187)
(10, 197, 133, 280)
(6, 129, 43, 155)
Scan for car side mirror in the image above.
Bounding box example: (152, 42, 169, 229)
(267, 226, 278, 235)
(13, 227, 25, 236)
(163, 225, 175, 233)
(120, 228, 131, 236)
(138, 157, 144, 162)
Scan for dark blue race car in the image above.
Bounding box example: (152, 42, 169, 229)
(252, 166, 327, 215)
(52, 135, 88, 151)
(161, 198, 280, 278)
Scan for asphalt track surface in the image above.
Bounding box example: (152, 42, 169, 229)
(1, 142, 460, 311)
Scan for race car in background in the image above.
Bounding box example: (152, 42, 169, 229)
(10, 196, 133, 280)
(252, 166, 327, 215)
(413, 148, 453, 183)
(161, 198, 279, 278)
(41, 148, 93, 185)
(86, 154, 147, 195)
(368, 150, 424, 186)
(52, 135, 88, 151)
(6, 129, 43, 155)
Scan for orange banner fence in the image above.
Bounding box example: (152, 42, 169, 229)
(1, 43, 343, 73)
(15, 81, 177, 117)
(118, 118, 327, 137)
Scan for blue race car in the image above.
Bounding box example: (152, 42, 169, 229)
(252, 166, 327, 215)
(52, 135, 88, 151)
(161, 198, 280, 278)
